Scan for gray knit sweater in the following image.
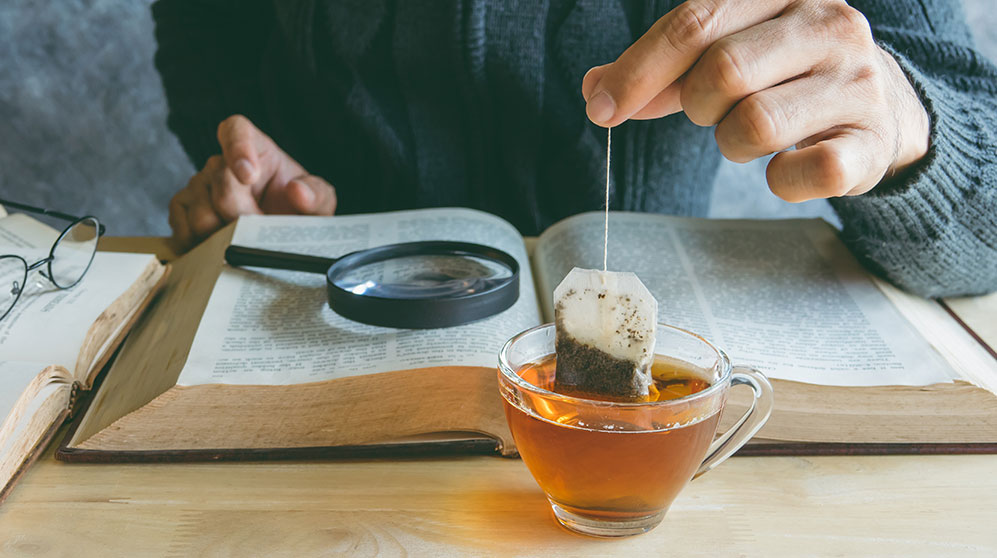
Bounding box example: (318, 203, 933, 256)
(152, 0, 997, 297)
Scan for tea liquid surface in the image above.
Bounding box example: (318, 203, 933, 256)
(519, 354, 712, 403)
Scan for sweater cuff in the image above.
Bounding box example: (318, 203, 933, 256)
(828, 46, 997, 297)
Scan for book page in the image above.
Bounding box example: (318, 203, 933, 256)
(1, 362, 70, 491)
(534, 212, 956, 387)
(0, 214, 59, 249)
(0, 374, 69, 501)
(878, 282, 997, 395)
(0, 249, 157, 369)
(176, 208, 541, 386)
(0, 361, 49, 435)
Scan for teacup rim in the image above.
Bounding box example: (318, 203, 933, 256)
(498, 322, 733, 409)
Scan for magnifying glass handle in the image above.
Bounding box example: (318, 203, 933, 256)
(225, 245, 335, 275)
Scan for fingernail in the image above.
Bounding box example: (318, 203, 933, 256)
(586, 90, 616, 125)
(234, 158, 255, 183)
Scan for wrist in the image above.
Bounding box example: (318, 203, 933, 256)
(881, 47, 931, 175)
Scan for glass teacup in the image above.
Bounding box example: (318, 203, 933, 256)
(498, 323, 773, 537)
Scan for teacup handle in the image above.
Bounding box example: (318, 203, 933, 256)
(693, 366, 774, 479)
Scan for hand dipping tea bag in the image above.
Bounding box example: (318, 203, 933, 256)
(553, 268, 657, 399)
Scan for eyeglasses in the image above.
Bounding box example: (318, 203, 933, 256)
(0, 199, 105, 321)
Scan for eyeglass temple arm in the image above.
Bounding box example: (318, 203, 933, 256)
(0, 199, 106, 235)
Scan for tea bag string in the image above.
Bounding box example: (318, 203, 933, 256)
(603, 126, 611, 272)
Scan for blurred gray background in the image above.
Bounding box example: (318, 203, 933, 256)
(1, 1, 995, 236)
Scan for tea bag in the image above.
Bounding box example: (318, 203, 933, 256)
(554, 268, 657, 399)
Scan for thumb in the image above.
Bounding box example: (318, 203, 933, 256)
(582, 64, 610, 102)
(278, 175, 338, 216)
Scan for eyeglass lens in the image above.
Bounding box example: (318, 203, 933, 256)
(50, 217, 100, 289)
(0, 256, 28, 319)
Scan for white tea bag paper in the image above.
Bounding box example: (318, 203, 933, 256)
(554, 268, 657, 399)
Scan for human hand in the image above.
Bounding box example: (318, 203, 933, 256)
(168, 115, 337, 251)
(582, 0, 930, 202)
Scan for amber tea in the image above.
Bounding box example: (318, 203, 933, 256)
(498, 323, 773, 537)
(504, 355, 720, 521)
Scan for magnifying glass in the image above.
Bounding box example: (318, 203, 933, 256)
(224, 241, 520, 329)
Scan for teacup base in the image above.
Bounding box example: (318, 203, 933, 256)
(549, 500, 665, 538)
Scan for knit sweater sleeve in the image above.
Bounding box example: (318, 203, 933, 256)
(151, 0, 274, 169)
(830, 0, 997, 297)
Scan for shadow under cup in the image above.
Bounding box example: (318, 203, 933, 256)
(498, 323, 773, 538)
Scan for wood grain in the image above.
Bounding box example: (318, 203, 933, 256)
(1, 430, 996, 557)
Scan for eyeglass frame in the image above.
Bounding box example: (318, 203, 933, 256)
(0, 198, 106, 321)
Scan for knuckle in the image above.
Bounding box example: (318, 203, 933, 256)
(764, 157, 795, 201)
(660, 0, 722, 51)
(188, 207, 219, 237)
(210, 181, 234, 205)
(708, 39, 750, 96)
(168, 194, 185, 215)
(204, 154, 223, 171)
(824, 3, 873, 44)
(679, 80, 712, 126)
(854, 64, 887, 105)
(814, 148, 851, 197)
(714, 128, 750, 163)
(734, 95, 782, 152)
(212, 189, 244, 220)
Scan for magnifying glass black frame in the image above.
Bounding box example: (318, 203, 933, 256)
(225, 241, 520, 329)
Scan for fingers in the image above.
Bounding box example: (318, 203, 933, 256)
(288, 175, 337, 215)
(713, 73, 870, 164)
(169, 154, 265, 252)
(169, 167, 224, 251)
(260, 174, 337, 216)
(584, 0, 788, 127)
(766, 132, 885, 202)
(217, 114, 285, 189)
(208, 162, 264, 222)
(580, 0, 928, 202)
(167, 191, 192, 251)
(169, 115, 333, 251)
(680, 8, 830, 127)
(630, 81, 685, 120)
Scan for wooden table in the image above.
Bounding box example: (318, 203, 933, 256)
(1, 238, 995, 557)
(2, 441, 995, 557)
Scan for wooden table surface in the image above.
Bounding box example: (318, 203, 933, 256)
(0, 236, 995, 557)
(1, 440, 995, 557)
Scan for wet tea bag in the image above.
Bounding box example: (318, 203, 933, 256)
(553, 268, 657, 399)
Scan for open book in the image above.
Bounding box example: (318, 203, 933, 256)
(0, 212, 167, 503)
(56, 208, 997, 463)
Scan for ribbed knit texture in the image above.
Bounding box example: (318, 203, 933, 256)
(152, 0, 997, 297)
(831, 1, 997, 296)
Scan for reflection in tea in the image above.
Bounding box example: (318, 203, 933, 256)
(505, 355, 719, 519)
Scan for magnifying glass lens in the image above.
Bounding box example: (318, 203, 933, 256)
(225, 240, 521, 328)
(330, 254, 515, 299)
